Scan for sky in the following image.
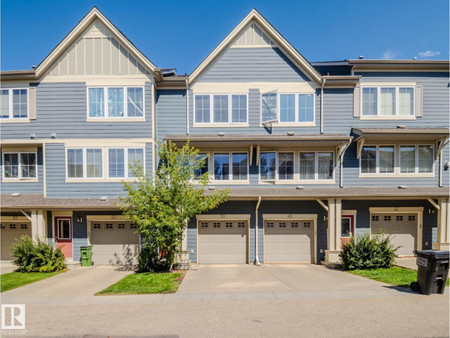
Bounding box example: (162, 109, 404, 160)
(1, 0, 448, 74)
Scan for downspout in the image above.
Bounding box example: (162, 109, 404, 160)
(254, 196, 262, 265)
(186, 79, 190, 135)
(320, 79, 326, 134)
(151, 81, 156, 180)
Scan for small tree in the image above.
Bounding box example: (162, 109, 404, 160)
(120, 141, 228, 271)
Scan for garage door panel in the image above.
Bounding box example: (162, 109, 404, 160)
(91, 221, 140, 265)
(264, 220, 314, 263)
(198, 221, 247, 264)
(1, 222, 32, 260)
(371, 213, 417, 256)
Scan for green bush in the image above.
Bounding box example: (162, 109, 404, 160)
(339, 232, 398, 270)
(11, 235, 66, 272)
(137, 245, 171, 273)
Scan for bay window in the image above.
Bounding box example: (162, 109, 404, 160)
(361, 86, 414, 117)
(194, 94, 248, 124)
(88, 87, 144, 118)
(3, 152, 37, 179)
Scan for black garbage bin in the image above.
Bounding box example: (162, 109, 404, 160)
(410, 250, 449, 295)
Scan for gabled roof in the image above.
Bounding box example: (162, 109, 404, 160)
(189, 9, 323, 85)
(34, 7, 158, 78)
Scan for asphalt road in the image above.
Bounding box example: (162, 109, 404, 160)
(7, 294, 449, 337)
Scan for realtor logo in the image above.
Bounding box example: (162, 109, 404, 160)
(1, 304, 25, 330)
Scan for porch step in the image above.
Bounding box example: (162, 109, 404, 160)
(65, 260, 81, 269)
(321, 261, 343, 270)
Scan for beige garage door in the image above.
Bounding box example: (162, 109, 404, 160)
(371, 213, 417, 256)
(91, 221, 140, 265)
(198, 220, 248, 264)
(264, 220, 314, 263)
(1, 222, 32, 260)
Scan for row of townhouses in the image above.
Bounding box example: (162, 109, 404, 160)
(1, 7, 449, 265)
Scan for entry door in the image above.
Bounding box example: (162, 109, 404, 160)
(54, 217, 72, 259)
(341, 215, 354, 247)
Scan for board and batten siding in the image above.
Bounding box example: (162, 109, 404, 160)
(1, 82, 153, 140)
(0, 147, 44, 194)
(44, 143, 152, 198)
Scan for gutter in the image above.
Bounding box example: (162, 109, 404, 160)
(320, 79, 326, 134)
(254, 196, 262, 265)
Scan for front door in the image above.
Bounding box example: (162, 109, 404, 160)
(341, 215, 354, 247)
(54, 217, 72, 259)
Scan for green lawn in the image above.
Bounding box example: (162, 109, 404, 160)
(96, 272, 184, 295)
(349, 266, 450, 288)
(1, 271, 63, 292)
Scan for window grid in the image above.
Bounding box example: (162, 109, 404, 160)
(21, 224, 28, 229)
(279, 222, 286, 228)
(396, 215, 403, 221)
(93, 223, 101, 229)
(372, 215, 379, 221)
(106, 223, 113, 229)
(408, 215, 416, 221)
(10, 224, 16, 229)
(225, 222, 233, 228)
(304, 222, 311, 228)
(87, 87, 144, 118)
(201, 222, 209, 228)
(237, 222, 245, 228)
(384, 216, 391, 221)
(213, 222, 221, 228)
(266, 222, 274, 228)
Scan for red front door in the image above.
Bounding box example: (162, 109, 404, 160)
(54, 217, 72, 259)
(341, 215, 355, 247)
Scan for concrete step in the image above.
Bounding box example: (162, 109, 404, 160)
(65, 260, 81, 269)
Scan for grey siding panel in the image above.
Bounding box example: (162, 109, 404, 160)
(1, 82, 152, 139)
(156, 90, 187, 142)
(198, 47, 311, 82)
(342, 199, 437, 250)
(0, 147, 44, 194)
(45, 143, 152, 198)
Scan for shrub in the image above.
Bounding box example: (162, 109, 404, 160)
(339, 232, 398, 270)
(11, 235, 66, 272)
(137, 245, 171, 273)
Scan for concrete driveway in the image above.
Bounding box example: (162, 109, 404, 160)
(0, 261, 16, 274)
(178, 264, 392, 294)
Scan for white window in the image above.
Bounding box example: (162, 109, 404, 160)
(361, 146, 394, 175)
(87, 87, 144, 118)
(400, 145, 434, 174)
(0, 88, 28, 119)
(108, 148, 144, 179)
(261, 92, 315, 124)
(213, 152, 248, 181)
(299, 151, 334, 181)
(194, 94, 248, 125)
(67, 149, 103, 179)
(67, 149, 84, 178)
(3, 152, 37, 180)
(194, 153, 208, 179)
(260, 152, 276, 180)
(361, 87, 414, 117)
(278, 152, 294, 180)
(86, 149, 103, 178)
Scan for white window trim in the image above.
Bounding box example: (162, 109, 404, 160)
(86, 86, 145, 121)
(260, 92, 316, 126)
(2, 151, 38, 181)
(193, 93, 249, 127)
(211, 151, 250, 183)
(57, 217, 72, 240)
(276, 151, 295, 181)
(360, 86, 416, 120)
(298, 151, 335, 182)
(0, 88, 30, 121)
(359, 144, 435, 177)
(65, 147, 145, 181)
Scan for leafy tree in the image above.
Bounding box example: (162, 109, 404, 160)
(120, 141, 228, 271)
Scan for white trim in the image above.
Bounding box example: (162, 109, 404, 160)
(0, 138, 154, 146)
(2, 151, 38, 181)
(196, 214, 251, 221)
(86, 86, 145, 120)
(56, 217, 72, 240)
(0, 88, 29, 121)
(193, 93, 249, 126)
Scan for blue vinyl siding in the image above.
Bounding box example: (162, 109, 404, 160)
(1, 82, 153, 140)
(0, 147, 44, 194)
(155, 89, 187, 142)
(45, 143, 152, 198)
(342, 199, 438, 250)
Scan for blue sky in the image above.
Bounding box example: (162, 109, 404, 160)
(2, 0, 448, 74)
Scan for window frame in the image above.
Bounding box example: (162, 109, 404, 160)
(360, 86, 415, 119)
(2, 151, 38, 181)
(107, 148, 145, 179)
(399, 144, 435, 175)
(0, 88, 29, 120)
(212, 151, 249, 182)
(86, 86, 145, 120)
(193, 93, 249, 126)
(298, 151, 335, 181)
(260, 92, 316, 125)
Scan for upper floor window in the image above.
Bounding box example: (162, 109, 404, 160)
(261, 92, 314, 124)
(87, 87, 144, 119)
(213, 152, 248, 181)
(299, 151, 334, 180)
(360, 144, 434, 175)
(2, 152, 37, 180)
(0, 89, 28, 119)
(194, 94, 248, 125)
(194, 153, 209, 179)
(361, 87, 414, 117)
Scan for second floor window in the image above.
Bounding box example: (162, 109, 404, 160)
(261, 92, 314, 124)
(361, 87, 414, 117)
(3, 152, 37, 179)
(213, 152, 248, 181)
(299, 152, 334, 180)
(194, 94, 248, 124)
(88, 87, 144, 118)
(0, 89, 28, 119)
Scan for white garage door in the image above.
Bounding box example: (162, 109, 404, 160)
(91, 221, 140, 265)
(1, 222, 32, 260)
(198, 220, 248, 264)
(371, 213, 417, 256)
(264, 220, 314, 263)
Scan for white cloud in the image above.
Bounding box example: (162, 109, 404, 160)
(382, 50, 397, 59)
(418, 50, 441, 58)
